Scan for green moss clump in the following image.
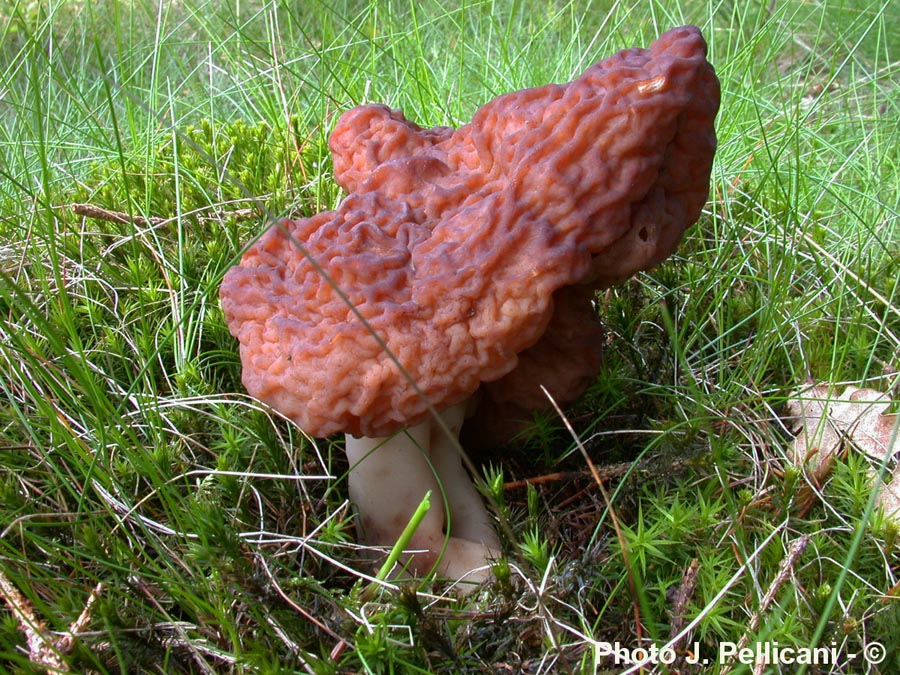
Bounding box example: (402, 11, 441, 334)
(73, 115, 326, 222)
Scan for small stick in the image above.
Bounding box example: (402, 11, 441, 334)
(668, 558, 700, 643)
(72, 202, 259, 227)
(719, 534, 810, 675)
(72, 203, 165, 227)
(199, 207, 258, 222)
(504, 463, 634, 492)
(504, 471, 585, 490)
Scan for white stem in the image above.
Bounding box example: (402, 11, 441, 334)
(344, 404, 498, 585)
(428, 404, 500, 547)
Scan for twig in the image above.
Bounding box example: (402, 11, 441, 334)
(620, 523, 788, 675)
(719, 534, 810, 675)
(254, 551, 345, 645)
(668, 558, 700, 644)
(71, 203, 165, 227)
(71, 202, 258, 228)
(503, 464, 634, 491)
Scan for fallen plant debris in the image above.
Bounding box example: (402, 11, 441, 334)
(786, 383, 900, 516)
(71, 202, 258, 226)
(0, 569, 102, 674)
(787, 384, 898, 468)
(667, 558, 700, 645)
(71, 202, 165, 227)
(502, 463, 634, 492)
(718, 535, 810, 675)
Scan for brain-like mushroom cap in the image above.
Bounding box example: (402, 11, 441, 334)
(220, 25, 720, 438)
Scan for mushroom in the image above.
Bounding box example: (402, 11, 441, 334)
(220, 25, 720, 586)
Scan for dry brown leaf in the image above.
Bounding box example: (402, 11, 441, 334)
(786, 383, 900, 519)
(787, 384, 898, 469)
(876, 476, 900, 520)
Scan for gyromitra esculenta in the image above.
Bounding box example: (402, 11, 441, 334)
(220, 25, 720, 586)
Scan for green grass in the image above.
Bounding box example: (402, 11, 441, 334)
(1, 0, 899, 673)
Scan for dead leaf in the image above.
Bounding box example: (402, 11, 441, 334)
(786, 384, 898, 470)
(876, 475, 900, 520)
(786, 383, 900, 520)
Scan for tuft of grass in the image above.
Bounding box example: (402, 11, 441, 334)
(1, 0, 898, 673)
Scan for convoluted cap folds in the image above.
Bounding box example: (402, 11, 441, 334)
(220, 25, 720, 438)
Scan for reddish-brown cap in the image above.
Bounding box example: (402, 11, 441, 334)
(220, 25, 720, 438)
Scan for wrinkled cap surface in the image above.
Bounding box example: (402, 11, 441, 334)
(220, 25, 720, 438)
